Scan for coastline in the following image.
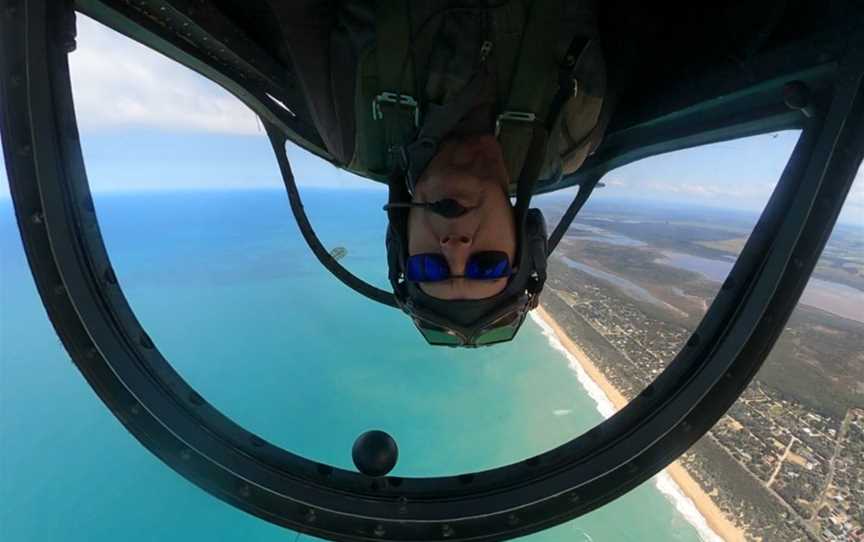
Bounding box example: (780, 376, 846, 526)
(532, 306, 745, 542)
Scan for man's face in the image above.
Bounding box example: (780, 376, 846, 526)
(407, 134, 517, 300)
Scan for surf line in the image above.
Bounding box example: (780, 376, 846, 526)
(530, 307, 744, 542)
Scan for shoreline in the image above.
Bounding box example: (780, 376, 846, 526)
(532, 306, 745, 542)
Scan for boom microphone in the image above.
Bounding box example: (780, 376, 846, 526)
(382, 199, 475, 218)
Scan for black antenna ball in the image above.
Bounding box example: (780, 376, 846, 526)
(352, 430, 399, 477)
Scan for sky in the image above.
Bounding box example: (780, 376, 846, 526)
(0, 14, 861, 226)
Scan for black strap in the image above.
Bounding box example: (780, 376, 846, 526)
(375, 0, 419, 175)
(398, 69, 490, 192)
(547, 173, 603, 253)
(265, 122, 399, 308)
(513, 124, 548, 217)
(544, 42, 616, 253)
(497, 0, 561, 186)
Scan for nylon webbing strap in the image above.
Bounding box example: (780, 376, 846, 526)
(492, 1, 525, 108)
(514, 123, 548, 217)
(547, 174, 602, 253)
(498, 0, 561, 188)
(400, 70, 490, 193)
(265, 122, 399, 308)
(375, 0, 417, 170)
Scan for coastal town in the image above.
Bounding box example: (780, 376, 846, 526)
(538, 205, 864, 542)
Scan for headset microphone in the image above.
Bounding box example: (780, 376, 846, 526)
(382, 199, 475, 218)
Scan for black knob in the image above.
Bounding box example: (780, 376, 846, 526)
(352, 430, 398, 477)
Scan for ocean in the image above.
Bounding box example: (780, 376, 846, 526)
(0, 188, 712, 541)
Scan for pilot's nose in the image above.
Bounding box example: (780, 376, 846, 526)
(440, 234, 472, 247)
(439, 234, 472, 272)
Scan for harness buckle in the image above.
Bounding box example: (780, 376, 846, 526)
(372, 92, 419, 127)
(495, 111, 537, 136)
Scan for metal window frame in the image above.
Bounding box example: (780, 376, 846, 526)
(2, 1, 863, 541)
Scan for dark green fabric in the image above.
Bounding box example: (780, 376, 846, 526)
(492, 1, 527, 111)
(347, 0, 417, 180)
(352, 47, 387, 177)
(498, 0, 561, 191)
(375, 0, 417, 172)
(347, 0, 603, 192)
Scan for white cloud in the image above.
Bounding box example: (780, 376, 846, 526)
(68, 15, 259, 134)
(602, 177, 776, 207)
(604, 160, 863, 226)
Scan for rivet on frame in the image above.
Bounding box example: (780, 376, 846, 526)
(139, 332, 154, 349)
(104, 267, 118, 285)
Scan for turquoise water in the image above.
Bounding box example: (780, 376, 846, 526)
(0, 189, 705, 541)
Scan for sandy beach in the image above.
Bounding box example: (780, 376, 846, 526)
(534, 305, 746, 542)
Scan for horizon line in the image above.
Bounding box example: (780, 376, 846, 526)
(0, 185, 861, 227)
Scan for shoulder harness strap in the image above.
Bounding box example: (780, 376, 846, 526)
(497, 0, 562, 193)
(373, 0, 418, 173)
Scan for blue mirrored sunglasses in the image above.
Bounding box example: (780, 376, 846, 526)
(405, 251, 512, 283)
